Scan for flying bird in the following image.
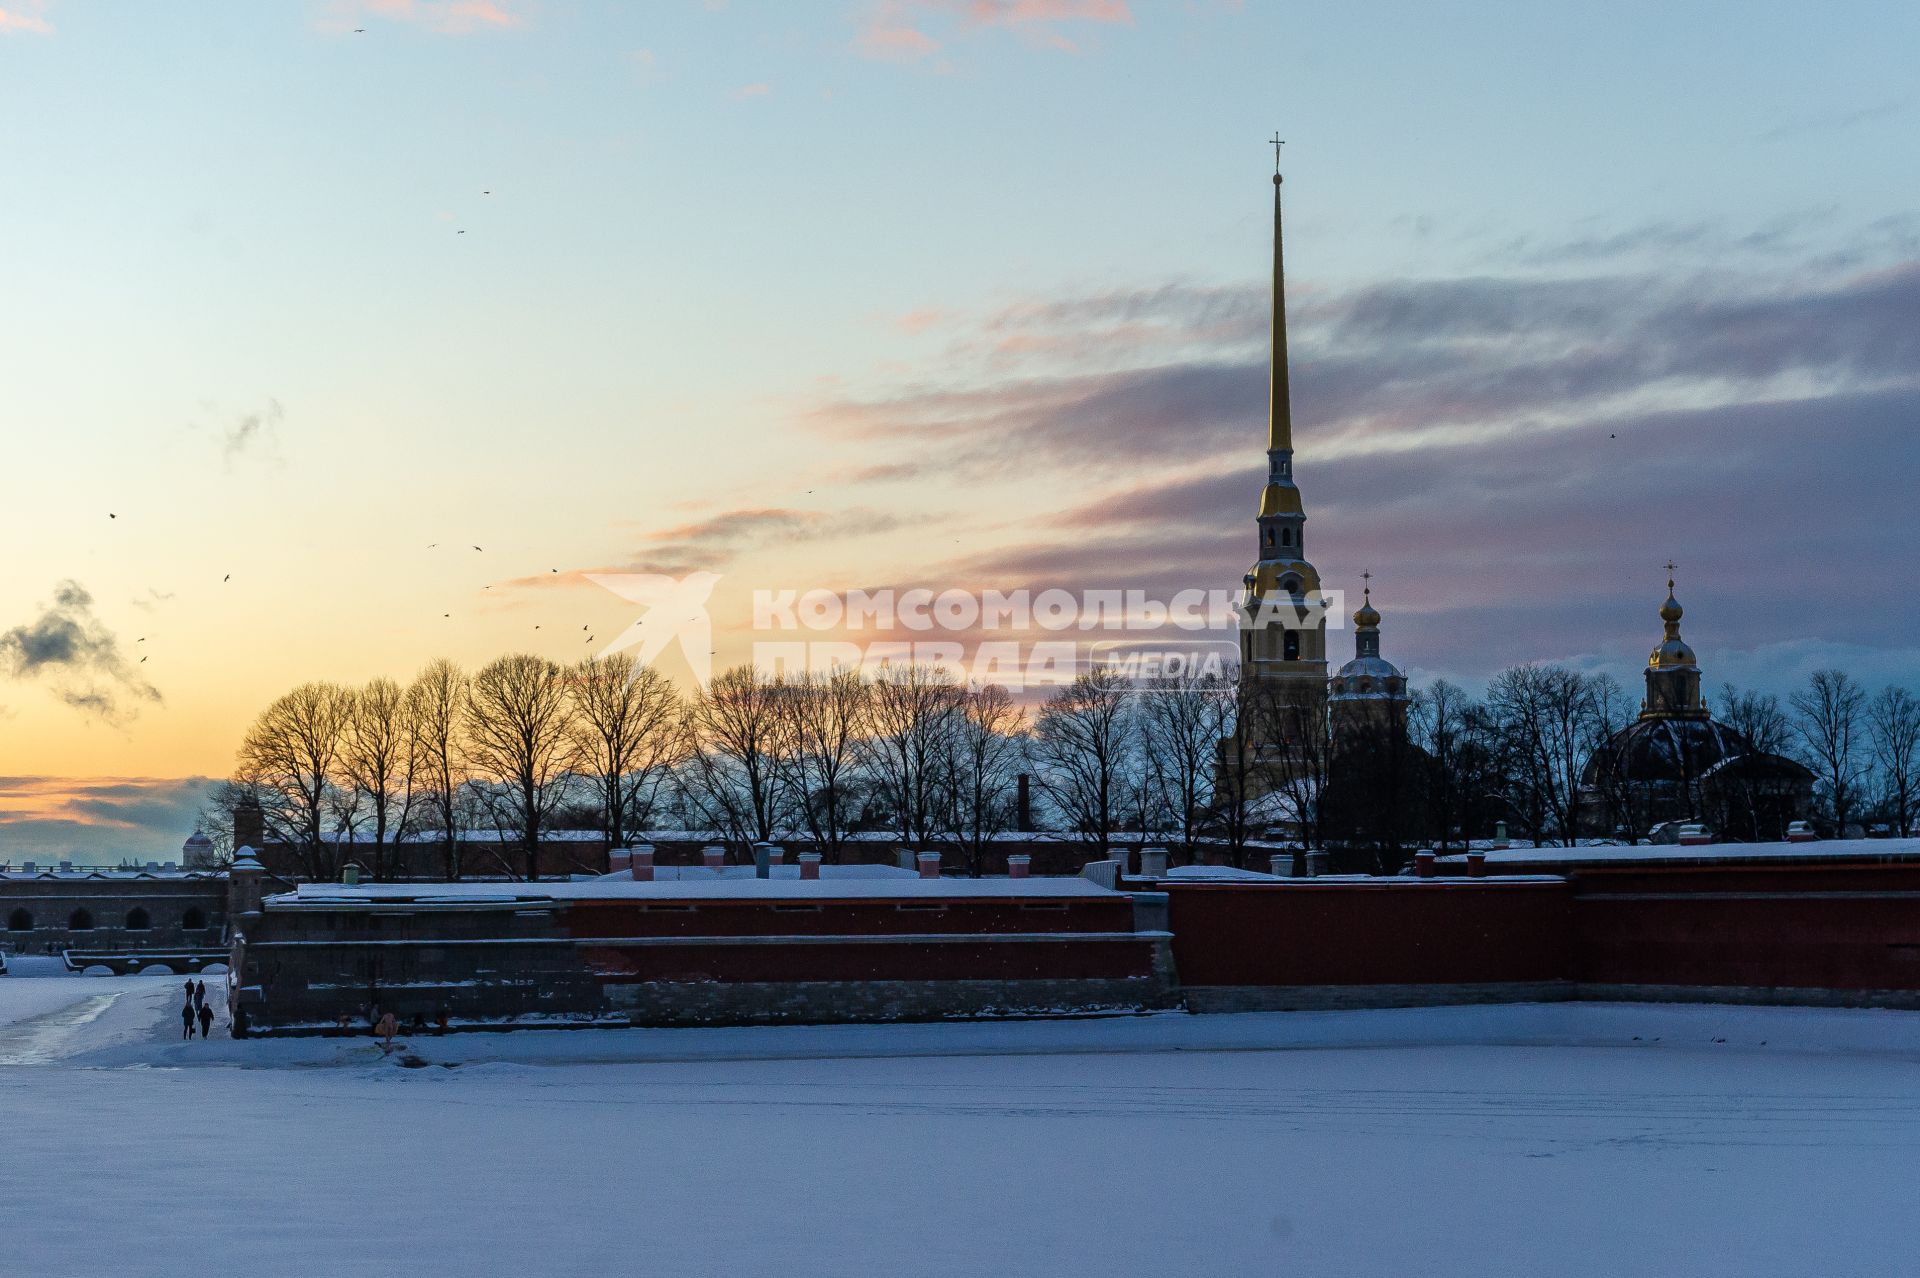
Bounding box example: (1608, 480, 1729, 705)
(223, 574, 230, 582)
(137, 637, 145, 643)
(140, 656, 148, 663)
(109, 513, 116, 519)
(472, 545, 483, 551)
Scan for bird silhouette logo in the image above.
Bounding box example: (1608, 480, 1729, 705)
(587, 572, 722, 686)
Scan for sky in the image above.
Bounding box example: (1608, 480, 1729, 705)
(1, 0, 1916, 857)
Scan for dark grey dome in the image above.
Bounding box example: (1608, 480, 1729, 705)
(1583, 717, 1746, 785)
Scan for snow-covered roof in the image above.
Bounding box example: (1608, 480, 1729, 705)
(1435, 837, 1920, 867)
(269, 870, 1124, 905)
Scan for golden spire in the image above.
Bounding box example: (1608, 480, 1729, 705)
(1267, 133, 1293, 455)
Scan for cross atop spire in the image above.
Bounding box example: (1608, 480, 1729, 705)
(1360, 569, 1373, 598)
(1664, 559, 1678, 591)
(1269, 133, 1284, 173)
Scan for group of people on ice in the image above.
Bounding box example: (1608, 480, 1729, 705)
(180, 979, 216, 1039)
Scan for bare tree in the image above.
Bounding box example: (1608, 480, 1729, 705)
(464, 654, 576, 880)
(1715, 684, 1797, 841)
(679, 665, 789, 853)
(1029, 668, 1136, 854)
(405, 659, 470, 880)
(1791, 668, 1869, 836)
(863, 662, 962, 848)
(773, 665, 870, 863)
(1137, 670, 1234, 860)
(233, 682, 353, 880)
(341, 677, 419, 880)
(570, 653, 683, 853)
(1487, 664, 1602, 847)
(940, 682, 1027, 876)
(1255, 687, 1332, 856)
(1198, 665, 1263, 867)
(1415, 679, 1502, 853)
(1868, 684, 1920, 837)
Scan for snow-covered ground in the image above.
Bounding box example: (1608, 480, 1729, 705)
(4, 969, 1919, 1278)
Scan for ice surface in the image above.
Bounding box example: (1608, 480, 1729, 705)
(4, 973, 1919, 1277)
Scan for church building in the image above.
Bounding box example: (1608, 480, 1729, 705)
(1577, 574, 1813, 841)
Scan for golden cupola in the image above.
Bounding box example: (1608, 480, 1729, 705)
(1641, 566, 1707, 720)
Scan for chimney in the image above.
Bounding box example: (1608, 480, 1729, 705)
(798, 852, 822, 881)
(1414, 850, 1436, 878)
(629, 844, 655, 882)
(702, 845, 726, 869)
(766, 845, 787, 867)
(917, 850, 941, 880)
(1016, 773, 1033, 831)
(1304, 850, 1329, 878)
(1139, 847, 1169, 878)
(1465, 851, 1488, 878)
(1006, 854, 1031, 880)
(896, 848, 917, 872)
(233, 796, 265, 854)
(1269, 853, 1293, 878)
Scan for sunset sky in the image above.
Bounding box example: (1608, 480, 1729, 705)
(2, 0, 1916, 856)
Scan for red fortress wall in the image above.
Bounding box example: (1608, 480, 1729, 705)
(1164, 861, 1920, 1010)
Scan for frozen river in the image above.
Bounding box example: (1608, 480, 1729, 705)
(4, 968, 1917, 1277)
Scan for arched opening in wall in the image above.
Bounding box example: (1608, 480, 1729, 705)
(182, 908, 206, 930)
(1281, 528, 1292, 547)
(69, 908, 94, 931)
(6, 908, 31, 932)
(1284, 631, 1301, 662)
(125, 907, 151, 930)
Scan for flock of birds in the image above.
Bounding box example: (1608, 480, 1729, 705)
(110, 510, 608, 681)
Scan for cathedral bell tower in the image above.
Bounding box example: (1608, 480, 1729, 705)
(1239, 144, 1328, 733)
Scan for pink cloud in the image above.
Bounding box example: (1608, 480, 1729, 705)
(853, 0, 1131, 62)
(0, 2, 52, 35)
(315, 0, 525, 35)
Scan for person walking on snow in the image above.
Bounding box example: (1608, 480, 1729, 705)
(193, 980, 207, 1010)
(181, 996, 196, 1039)
(197, 1000, 214, 1039)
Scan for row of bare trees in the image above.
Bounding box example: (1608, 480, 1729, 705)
(220, 652, 1920, 881)
(225, 653, 679, 881)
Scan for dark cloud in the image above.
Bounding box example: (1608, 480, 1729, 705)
(0, 581, 162, 722)
(222, 399, 284, 464)
(816, 262, 1920, 482)
(0, 775, 211, 860)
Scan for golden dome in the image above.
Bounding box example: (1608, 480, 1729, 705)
(1648, 571, 1695, 669)
(1353, 588, 1380, 629)
(1258, 481, 1303, 517)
